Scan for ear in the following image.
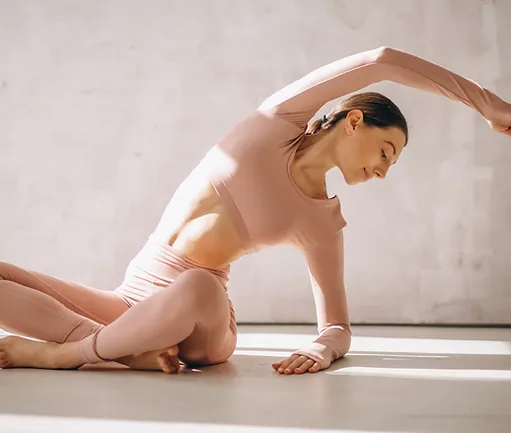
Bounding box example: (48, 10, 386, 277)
(344, 109, 364, 135)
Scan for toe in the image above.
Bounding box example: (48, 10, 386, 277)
(157, 354, 171, 374)
(170, 357, 181, 372)
(158, 353, 179, 374)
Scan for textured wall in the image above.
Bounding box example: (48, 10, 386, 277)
(0, 0, 510, 324)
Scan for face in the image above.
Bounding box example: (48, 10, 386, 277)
(333, 110, 406, 185)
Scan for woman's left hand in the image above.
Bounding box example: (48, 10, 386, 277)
(272, 354, 322, 375)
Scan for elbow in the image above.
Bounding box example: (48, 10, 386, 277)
(374, 46, 394, 61)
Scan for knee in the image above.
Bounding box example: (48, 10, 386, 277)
(179, 333, 236, 367)
(176, 268, 227, 306)
(179, 346, 233, 367)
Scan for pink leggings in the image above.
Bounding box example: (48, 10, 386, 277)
(0, 234, 237, 366)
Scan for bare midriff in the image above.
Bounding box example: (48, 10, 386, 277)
(150, 170, 246, 269)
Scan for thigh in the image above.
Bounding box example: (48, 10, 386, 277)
(0, 261, 129, 325)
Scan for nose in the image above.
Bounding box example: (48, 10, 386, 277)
(375, 166, 389, 179)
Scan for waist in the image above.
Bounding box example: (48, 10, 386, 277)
(128, 234, 231, 288)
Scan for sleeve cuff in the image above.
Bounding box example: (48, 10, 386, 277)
(292, 342, 334, 370)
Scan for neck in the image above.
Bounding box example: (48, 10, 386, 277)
(295, 130, 338, 177)
(291, 129, 340, 198)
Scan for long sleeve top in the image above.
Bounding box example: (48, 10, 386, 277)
(198, 46, 511, 370)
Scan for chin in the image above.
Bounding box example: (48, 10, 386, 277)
(339, 166, 363, 186)
(342, 172, 362, 186)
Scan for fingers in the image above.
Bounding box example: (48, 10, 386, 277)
(284, 355, 310, 374)
(278, 354, 299, 374)
(308, 362, 321, 374)
(293, 358, 315, 374)
(271, 361, 283, 371)
(272, 355, 322, 375)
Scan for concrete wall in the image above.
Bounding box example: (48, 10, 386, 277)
(1, 0, 510, 324)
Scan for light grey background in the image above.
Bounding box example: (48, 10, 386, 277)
(0, 0, 510, 325)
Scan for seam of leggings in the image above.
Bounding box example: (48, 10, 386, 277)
(91, 330, 111, 362)
(28, 271, 105, 324)
(61, 318, 88, 343)
(79, 330, 110, 364)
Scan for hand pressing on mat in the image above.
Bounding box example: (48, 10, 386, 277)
(272, 354, 321, 375)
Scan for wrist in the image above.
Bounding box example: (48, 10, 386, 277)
(293, 342, 333, 370)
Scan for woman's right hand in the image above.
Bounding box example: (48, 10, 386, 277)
(487, 120, 511, 136)
(485, 92, 511, 136)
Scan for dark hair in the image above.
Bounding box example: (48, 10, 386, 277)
(306, 92, 409, 146)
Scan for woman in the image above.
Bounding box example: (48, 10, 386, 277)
(0, 46, 510, 375)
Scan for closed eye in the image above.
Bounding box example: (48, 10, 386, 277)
(381, 149, 387, 161)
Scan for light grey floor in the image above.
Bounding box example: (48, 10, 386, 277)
(1, 325, 510, 433)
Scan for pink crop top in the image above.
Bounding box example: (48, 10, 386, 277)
(197, 47, 511, 370)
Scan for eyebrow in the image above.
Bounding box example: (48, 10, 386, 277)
(384, 140, 397, 165)
(384, 140, 396, 155)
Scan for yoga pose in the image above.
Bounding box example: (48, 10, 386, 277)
(1, 47, 510, 375)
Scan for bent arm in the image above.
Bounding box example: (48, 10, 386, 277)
(259, 46, 511, 129)
(293, 231, 351, 370)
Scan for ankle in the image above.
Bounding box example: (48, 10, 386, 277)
(40, 341, 63, 369)
(47, 341, 83, 369)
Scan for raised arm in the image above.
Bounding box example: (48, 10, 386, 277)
(259, 46, 511, 131)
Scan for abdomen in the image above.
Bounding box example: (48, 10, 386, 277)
(151, 170, 245, 269)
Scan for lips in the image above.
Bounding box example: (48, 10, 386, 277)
(363, 168, 369, 181)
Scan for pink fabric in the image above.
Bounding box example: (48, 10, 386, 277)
(0, 262, 127, 342)
(2, 47, 509, 371)
(0, 234, 236, 366)
(197, 46, 511, 368)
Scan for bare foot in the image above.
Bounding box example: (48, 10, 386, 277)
(0, 336, 81, 370)
(120, 346, 182, 374)
(0, 336, 182, 374)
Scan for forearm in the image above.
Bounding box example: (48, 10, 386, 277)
(378, 47, 511, 126)
(293, 324, 351, 370)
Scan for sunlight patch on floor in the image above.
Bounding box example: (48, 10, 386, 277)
(0, 414, 404, 433)
(236, 332, 511, 355)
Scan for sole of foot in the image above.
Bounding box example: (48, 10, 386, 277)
(125, 346, 182, 374)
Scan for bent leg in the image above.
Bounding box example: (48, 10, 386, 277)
(0, 262, 129, 343)
(81, 268, 237, 366)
